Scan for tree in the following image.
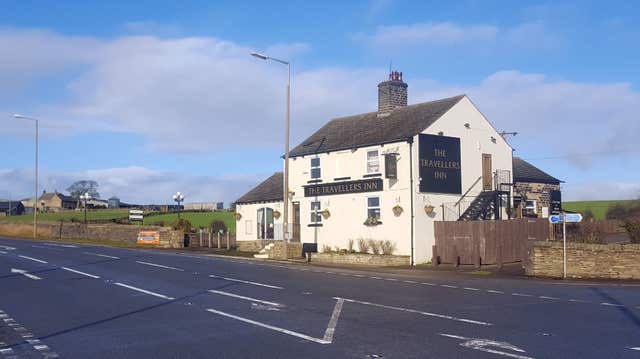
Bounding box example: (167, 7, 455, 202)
(66, 180, 100, 199)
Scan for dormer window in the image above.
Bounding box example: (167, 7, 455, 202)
(310, 157, 321, 179)
(366, 150, 380, 174)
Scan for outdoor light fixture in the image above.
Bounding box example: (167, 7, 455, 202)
(81, 192, 91, 225)
(173, 192, 185, 219)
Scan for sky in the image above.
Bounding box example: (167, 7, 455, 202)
(1, 0, 639, 204)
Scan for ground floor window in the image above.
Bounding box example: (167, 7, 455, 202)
(257, 207, 274, 239)
(310, 201, 322, 223)
(367, 196, 380, 219)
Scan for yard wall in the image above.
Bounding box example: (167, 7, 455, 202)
(525, 241, 640, 279)
(310, 253, 410, 266)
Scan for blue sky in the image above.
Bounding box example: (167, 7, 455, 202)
(1, 0, 639, 204)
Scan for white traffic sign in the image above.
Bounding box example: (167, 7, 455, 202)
(11, 268, 42, 280)
(549, 215, 563, 224)
(129, 209, 144, 222)
(549, 213, 583, 223)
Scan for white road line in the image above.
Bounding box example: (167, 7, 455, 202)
(568, 299, 592, 303)
(208, 290, 283, 307)
(441, 284, 458, 289)
(61, 267, 100, 279)
(209, 274, 283, 289)
(371, 276, 383, 280)
(539, 296, 561, 300)
(43, 243, 77, 248)
(463, 287, 479, 291)
(11, 268, 41, 280)
(206, 308, 331, 344)
(629, 347, 640, 351)
(18, 255, 47, 264)
(114, 282, 175, 300)
(440, 333, 535, 359)
(403, 280, 417, 284)
(601, 302, 625, 307)
(353, 274, 365, 277)
(421, 282, 437, 286)
(323, 298, 345, 343)
(136, 261, 184, 271)
(512, 293, 533, 297)
(83, 252, 119, 259)
(0, 250, 7, 254)
(0, 245, 15, 250)
(337, 297, 492, 326)
(487, 290, 504, 294)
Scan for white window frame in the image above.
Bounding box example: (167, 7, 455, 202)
(310, 201, 322, 223)
(366, 196, 381, 220)
(366, 149, 380, 174)
(525, 200, 537, 211)
(310, 157, 321, 179)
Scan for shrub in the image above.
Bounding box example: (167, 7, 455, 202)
(210, 220, 227, 234)
(368, 239, 380, 255)
(380, 240, 396, 255)
(172, 218, 192, 233)
(347, 239, 355, 252)
(582, 209, 595, 222)
(153, 220, 165, 227)
(358, 238, 370, 253)
(322, 244, 333, 253)
(621, 219, 640, 243)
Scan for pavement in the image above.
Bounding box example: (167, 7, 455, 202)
(0, 237, 639, 358)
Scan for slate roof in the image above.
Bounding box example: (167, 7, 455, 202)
(235, 172, 283, 204)
(39, 192, 75, 202)
(513, 157, 561, 184)
(289, 95, 465, 157)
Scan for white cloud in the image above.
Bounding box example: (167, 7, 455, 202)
(563, 182, 640, 201)
(0, 166, 263, 205)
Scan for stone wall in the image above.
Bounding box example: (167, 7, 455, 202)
(311, 253, 410, 267)
(0, 222, 183, 248)
(525, 241, 640, 279)
(514, 182, 560, 217)
(237, 240, 274, 253)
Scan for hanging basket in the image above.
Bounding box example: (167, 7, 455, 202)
(424, 205, 435, 215)
(273, 210, 281, 220)
(392, 205, 403, 217)
(234, 212, 242, 221)
(321, 209, 331, 219)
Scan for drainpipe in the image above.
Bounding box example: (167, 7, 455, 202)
(408, 137, 415, 266)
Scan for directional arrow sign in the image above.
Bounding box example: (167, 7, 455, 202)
(564, 213, 583, 223)
(549, 215, 563, 224)
(11, 268, 41, 280)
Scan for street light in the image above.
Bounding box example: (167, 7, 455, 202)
(251, 51, 291, 259)
(81, 192, 91, 225)
(13, 114, 39, 241)
(173, 192, 184, 219)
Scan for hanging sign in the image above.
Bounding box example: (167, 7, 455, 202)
(419, 134, 462, 194)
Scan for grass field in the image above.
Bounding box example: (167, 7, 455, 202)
(0, 209, 236, 234)
(562, 200, 635, 220)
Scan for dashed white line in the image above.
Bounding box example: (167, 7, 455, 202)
(61, 267, 100, 279)
(629, 347, 640, 351)
(43, 243, 77, 248)
(512, 293, 533, 297)
(18, 255, 47, 264)
(441, 284, 458, 289)
(209, 274, 283, 289)
(0, 245, 15, 250)
(403, 280, 417, 284)
(370, 276, 383, 280)
(83, 252, 119, 259)
(487, 290, 504, 294)
(337, 297, 492, 326)
(539, 296, 561, 300)
(421, 282, 437, 286)
(464, 287, 480, 291)
(136, 261, 184, 272)
(385, 278, 399, 282)
(0, 250, 7, 254)
(114, 282, 175, 300)
(601, 302, 625, 307)
(208, 290, 283, 307)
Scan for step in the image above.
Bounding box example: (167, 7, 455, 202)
(253, 254, 269, 259)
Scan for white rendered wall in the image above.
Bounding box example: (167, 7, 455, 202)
(235, 201, 283, 242)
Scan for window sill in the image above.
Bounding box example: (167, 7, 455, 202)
(307, 179, 323, 184)
(308, 223, 323, 227)
(363, 173, 382, 178)
(333, 177, 351, 181)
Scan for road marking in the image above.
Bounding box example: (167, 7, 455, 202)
(601, 302, 625, 307)
(440, 333, 535, 359)
(568, 299, 592, 303)
(61, 267, 100, 279)
(630, 347, 640, 351)
(336, 297, 491, 326)
(0, 250, 7, 254)
(323, 298, 345, 343)
(385, 278, 399, 282)
(487, 290, 504, 294)
(403, 280, 417, 284)
(209, 274, 283, 289)
(83, 252, 119, 259)
(539, 296, 561, 300)
(43, 243, 77, 248)
(512, 293, 533, 297)
(11, 268, 42, 280)
(206, 308, 331, 344)
(114, 282, 175, 300)
(208, 290, 283, 307)
(136, 261, 184, 271)
(371, 276, 383, 280)
(0, 245, 15, 250)
(464, 287, 480, 291)
(421, 282, 437, 286)
(18, 255, 47, 264)
(441, 284, 458, 289)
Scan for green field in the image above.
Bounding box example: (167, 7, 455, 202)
(562, 200, 635, 220)
(0, 209, 236, 234)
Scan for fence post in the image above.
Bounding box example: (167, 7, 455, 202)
(432, 245, 439, 267)
(226, 231, 230, 250)
(217, 232, 221, 249)
(474, 239, 481, 269)
(208, 231, 212, 248)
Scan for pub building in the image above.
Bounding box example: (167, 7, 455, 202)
(235, 71, 560, 265)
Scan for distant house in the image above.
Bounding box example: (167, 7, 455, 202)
(183, 202, 224, 211)
(38, 191, 77, 212)
(108, 196, 121, 209)
(512, 157, 562, 218)
(0, 200, 25, 216)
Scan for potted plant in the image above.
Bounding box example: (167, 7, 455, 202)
(424, 205, 435, 215)
(321, 209, 331, 219)
(234, 212, 242, 221)
(273, 210, 281, 220)
(363, 217, 381, 227)
(392, 204, 403, 217)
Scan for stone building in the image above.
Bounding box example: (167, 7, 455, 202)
(38, 191, 76, 212)
(235, 71, 516, 265)
(512, 157, 562, 218)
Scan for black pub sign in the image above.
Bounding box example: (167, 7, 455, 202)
(419, 134, 462, 194)
(304, 178, 383, 197)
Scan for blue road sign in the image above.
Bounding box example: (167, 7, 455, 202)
(549, 213, 583, 223)
(549, 215, 563, 224)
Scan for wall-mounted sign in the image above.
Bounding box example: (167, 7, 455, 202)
(384, 154, 397, 179)
(419, 134, 461, 194)
(304, 178, 383, 197)
(137, 231, 160, 245)
(129, 209, 144, 222)
(550, 190, 562, 215)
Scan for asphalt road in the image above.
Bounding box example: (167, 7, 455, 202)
(0, 237, 639, 358)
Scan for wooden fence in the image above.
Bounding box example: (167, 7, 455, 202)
(433, 219, 550, 267)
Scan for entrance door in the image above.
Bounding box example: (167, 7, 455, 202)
(292, 202, 300, 242)
(482, 154, 492, 191)
(257, 207, 274, 239)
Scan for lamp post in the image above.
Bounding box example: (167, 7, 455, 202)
(81, 192, 91, 224)
(251, 52, 291, 259)
(173, 192, 184, 219)
(13, 114, 39, 240)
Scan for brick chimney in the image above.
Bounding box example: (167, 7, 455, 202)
(377, 70, 407, 115)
